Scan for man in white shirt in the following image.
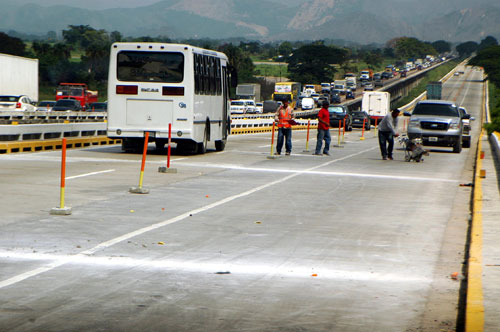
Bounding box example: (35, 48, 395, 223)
(378, 109, 400, 160)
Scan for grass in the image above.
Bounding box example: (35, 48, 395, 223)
(254, 63, 288, 78)
(485, 82, 500, 134)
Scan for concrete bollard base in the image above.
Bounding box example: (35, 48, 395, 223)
(129, 187, 150, 194)
(360, 137, 365, 140)
(158, 166, 177, 173)
(50, 207, 72, 215)
(332, 145, 344, 148)
(266, 155, 279, 159)
(302, 149, 310, 153)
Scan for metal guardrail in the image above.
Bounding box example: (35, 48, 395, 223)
(0, 122, 107, 141)
(0, 110, 107, 122)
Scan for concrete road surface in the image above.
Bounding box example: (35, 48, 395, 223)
(0, 67, 484, 331)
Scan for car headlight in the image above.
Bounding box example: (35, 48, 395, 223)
(450, 121, 460, 129)
(408, 119, 420, 128)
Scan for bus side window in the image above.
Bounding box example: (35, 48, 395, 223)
(203, 55, 209, 95)
(216, 58, 222, 96)
(194, 54, 200, 94)
(210, 57, 216, 95)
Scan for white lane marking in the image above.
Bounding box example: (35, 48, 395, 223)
(0, 147, 375, 289)
(0, 251, 430, 283)
(66, 169, 115, 180)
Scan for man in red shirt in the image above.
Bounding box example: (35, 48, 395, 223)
(314, 100, 331, 156)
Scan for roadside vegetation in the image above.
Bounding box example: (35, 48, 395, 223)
(469, 45, 500, 133)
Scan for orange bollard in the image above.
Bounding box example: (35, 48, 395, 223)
(159, 123, 177, 173)
(303, 120, 311, 152)
(360, 118, 366, 140)
(50, 138, 72, 215)
(130, 132, 150, 194)
(267, 121, 278, 159)
(342, 118, 346, 143)
(374, 117, 378, 136)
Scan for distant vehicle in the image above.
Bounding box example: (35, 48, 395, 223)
(459, 107, 474, 148)
(360, 69, 373, 80)
(36, 100, 56, 112)
(351, 111, 371, 130)
(317, 96, 329, 107)
(426, 82, 442, 100)
(255, 102, 263, 114)
(52, 99, 83, 112)
(88, 102, 107, 112)
(381, 72, 392, 79)
(230, 100, 247, 114)
(334, 80, 347, 94)
(236, 83, 261, 102)
(374, 79, 384, 87)
(320, 83, 331, 94)
(345, 89, 355, 99)
(328, 105, 352, 131)
(405, 100, 470, 153)
(301, 97, 315, 110)
(373, 73, 382, 81)
(0, 95, 36, 112)
(454, 72, 460, 76)
(362, 91, 390, 125)
(241, 99, 256, 113)
(311, 93, 320, 103)
(364, 83, 374, 91)
(56, 83, 98, 110)
(330, 92, 341, 104)
(400, 70, 407, 78)
(263, 100, 279, 113)
(273, 82, 301, 109)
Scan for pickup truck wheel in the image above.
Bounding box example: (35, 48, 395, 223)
(462, 139, 471, 148)
(453, 139, 462, 153)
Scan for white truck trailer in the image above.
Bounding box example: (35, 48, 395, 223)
(361, 91, 390, 125)
(0, 53, 39, 102)
(236, 83, 261, 102)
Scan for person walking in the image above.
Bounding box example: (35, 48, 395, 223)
(378, 109, 400, 160)
(314, 100, 331, 156)
(275, 99, 294, 155)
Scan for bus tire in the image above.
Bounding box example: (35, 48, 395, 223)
(215, 140, 226, 151)
(122, 138, 143, 153)
(197, 126, 208, 154)
(155, 140, 165, 150)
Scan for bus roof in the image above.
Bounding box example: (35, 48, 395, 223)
(111, 42, 228, 61)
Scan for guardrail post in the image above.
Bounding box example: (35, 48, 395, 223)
(159, 123, 177, 173)
(50, 138, 72, 215)
(130, 132, 150, 194)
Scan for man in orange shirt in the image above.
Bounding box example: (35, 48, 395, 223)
(314, 100, 331, 156)
(274, 99, 294, 155)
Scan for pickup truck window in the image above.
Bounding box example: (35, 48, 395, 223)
(413, 104, 459, 117)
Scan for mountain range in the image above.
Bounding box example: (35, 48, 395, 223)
(0, 0, 499, 44)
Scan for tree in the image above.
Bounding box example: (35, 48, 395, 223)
(287, 44, 348, 83)
(431, 40, 451, 54)
(0, 32, 25, 56)
(218, 44, 255, 83)
(456, 41, 478, 58)
(469, 45, 500, 86)
(478, 36, 498, 52)
(393, 37, 436, 60)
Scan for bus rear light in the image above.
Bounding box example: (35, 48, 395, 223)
(163, 87, 184, 96)
(116, 85, 138, 95)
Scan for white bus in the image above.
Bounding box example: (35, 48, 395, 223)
(107, 42, 234, 153)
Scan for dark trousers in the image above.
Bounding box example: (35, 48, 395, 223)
(315, 129, 331, 154)
(378, 130, 394, 158)
(277, 127, 292, 154)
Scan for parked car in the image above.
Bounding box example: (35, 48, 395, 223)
(405, 100, 470, 153)
(0, 95, 36, 112)
(88, 102, 107, 112)
(351, 111, 371, 130)
(51, 99, 83, 112)
(255, 102, 264, 114)
(36, 100, 56, 112)
(241, 99, 256, 113)
(328, 105, 352, 131)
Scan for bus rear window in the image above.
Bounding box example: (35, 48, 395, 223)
(117, 51, 184, 83)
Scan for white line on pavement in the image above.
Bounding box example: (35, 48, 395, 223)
(66, 169, 115, 180)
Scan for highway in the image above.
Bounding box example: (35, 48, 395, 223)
(0, 66, 484, 331)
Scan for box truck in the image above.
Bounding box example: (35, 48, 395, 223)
(361, 91, 390, 125)
(0, 53, 39, 102)
(236, 83, 261, 101)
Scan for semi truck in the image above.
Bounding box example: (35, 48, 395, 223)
(360, 69, 373, 81)
(236, 83, 261, 101)
(426, 82, 442, 100)
(361, 91, 390, 125)
(0, 53, 39, 102)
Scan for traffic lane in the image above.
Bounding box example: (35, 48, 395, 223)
(0, 144, 462, 331)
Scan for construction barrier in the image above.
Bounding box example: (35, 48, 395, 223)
(0, 136, 121, 154)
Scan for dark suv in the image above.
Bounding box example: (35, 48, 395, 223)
(52, 99, 82, 112)
(405, 100, 470, 153)
(328, 105, 352, 131)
